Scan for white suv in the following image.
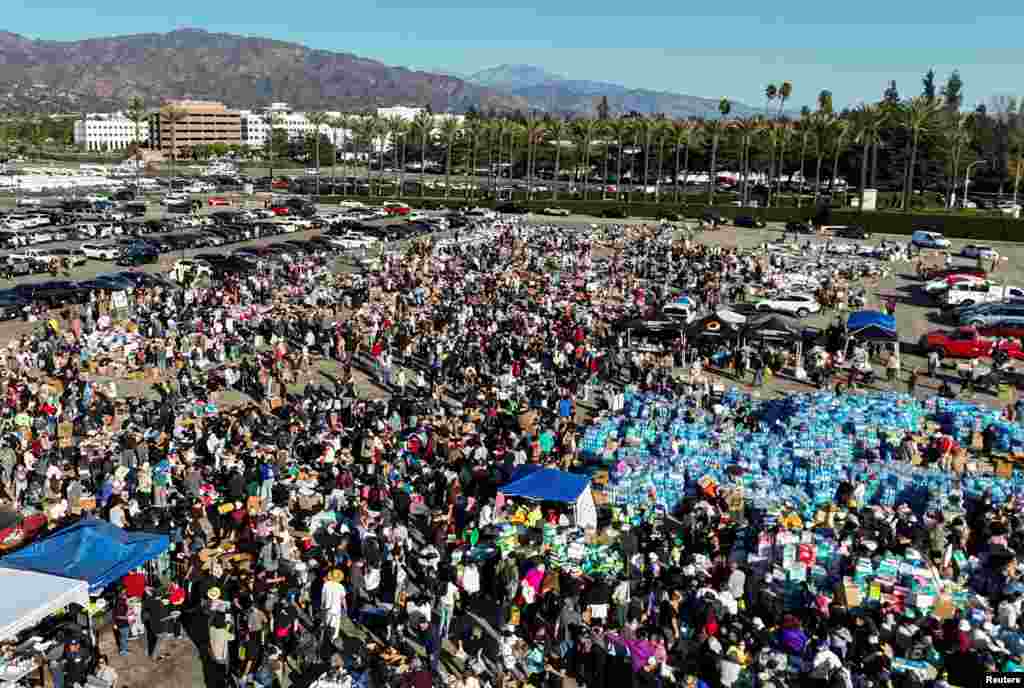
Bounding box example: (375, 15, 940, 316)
(80, 243, 121, 260)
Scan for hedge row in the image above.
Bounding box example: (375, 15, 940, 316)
(311, 195, 1024, 242)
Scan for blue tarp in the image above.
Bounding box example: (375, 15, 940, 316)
(847, 310, 898, 341)
(0, 517, 170, 594)
(502, 466, 591, 503)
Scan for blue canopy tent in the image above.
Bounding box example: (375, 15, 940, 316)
(0, 517, 170, 594)
(501, 466, 597, 528)
(845, 310, 901, 370)
(847, 311, 898, 341)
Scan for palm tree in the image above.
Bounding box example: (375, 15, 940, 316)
(544, 115, 567, 202)
(732, 117, 761, 206)
(125, 95, 147, 194)
(573, 118, 598, 201)
(265, 111, 284, 188)
(328, 115, 347, 189)
(635, 117, 654, 201)
(462, 118, 483, 200)
(942, 112, 973, 208)
(306, 111, 330, 195)
(411, 111, 434, 196)
(829, 119, 851, 203)
(671, 120, 700, 204)
(811, 111, 835, 205)
(439, 117, 461, 199)
(899, 96, 945, 210)
(163, 105, 189, 182)
(653, 119, 671, 202)
(853, 104, 887, 212)
(765, 84, 778, 117)
(707, 98, 732, 205)
(522, 113, 545, 202)
(595, 121, 611, 200)
(777, 81, 793, 117)
(605, 118, 631, 202)
(795, 108, 812, 207)
(761, 120, 782, 207)
(492, 118, 514, 199)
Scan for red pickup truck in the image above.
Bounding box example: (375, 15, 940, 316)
(920, 327, 1024, 360)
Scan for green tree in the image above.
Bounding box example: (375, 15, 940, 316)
(922, 68, 937, 102)
(411, 111, 434, 196)
(706, 98, 732, 205)
(671, 120, 700, 204)
(439, 117, 462, 199)
(777, 81, 793, 117)
(572, 117, 598, 201)
(942, 70, 964, 112)
(899, 96, 945, 209)
(383, 115, 409, 196)
(544, 115, 567, 202)
(765, 84, 778, 117)
(945, 112, 973, 207)
(523, 113, 545, 201)
(852, 104, 888, 211)
(605, 118, 631, 201)
(266, 111, 285, 184)
(125, 95, 147, 192)
(164, 105, 189, 181)
(795, 107, 813, 207)
(305, 111, 330, 195)
(597, 96, 610, 121)
(829, 119, 851, 201)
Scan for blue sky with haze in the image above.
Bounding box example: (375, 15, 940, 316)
(5, 0, 1021, 110)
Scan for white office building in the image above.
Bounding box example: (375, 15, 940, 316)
(239, 103, 348, 150)
(73, 112, 150, 152)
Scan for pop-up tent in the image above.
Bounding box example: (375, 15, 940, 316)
(0, 517, 170, 594)
(500, 466, 597, 529)
(687, 314, 740, 340)
(0, 568, 89, 641)
(847, 310, 898, 340)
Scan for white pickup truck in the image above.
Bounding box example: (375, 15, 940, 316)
(944, 281, 1024, 308)
(9, 248, 58, 264)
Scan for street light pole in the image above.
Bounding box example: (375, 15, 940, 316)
(963, 160, 986, 208)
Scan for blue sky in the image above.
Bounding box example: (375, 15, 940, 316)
(5, 0, 1022, 110)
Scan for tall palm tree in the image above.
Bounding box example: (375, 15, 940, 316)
(382, 115, 408, 195)
(943, 112, 973, 208)
(853, 104, 887, 211)
(544, 115, 567, 202)
(411, 111, 434, 197)
(328, 115, 347, 189)
(732, 117, 761, 205)
(265, 111, 284, 188)
(605, 118, 631, 202)
(777, 81, 793, 117)
(653, 119, 672, 202)
(522, 113, 545, 202)
(707, 98, 732, 205)
(811, 112, 835, 205)
(125, 95, 147, 194)
(671, 120, 700, 204)
(795, 108, 812, 207)
(899, 96, 945, 210)
(493, 118, 514, 199)
(164, 105, 189, 182)
(305, 111, 330, 195)
(572, 117, 598, 201)
(829, 119, 851, 203)
(439, 117, 462, 199)
(760, 120, 782, 207)
(765, 84, 778, 117)
(635, 117, 654, 201)
(462, 118, 483, 200)
(595, 121, 611, 200)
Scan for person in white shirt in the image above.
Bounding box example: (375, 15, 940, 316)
(440, 578, 459, 640)
(321, 569, 347, 639)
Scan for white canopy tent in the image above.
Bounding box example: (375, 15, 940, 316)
(0, 568, 89, 642)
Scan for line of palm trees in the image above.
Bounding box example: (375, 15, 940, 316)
(281, 90, 969, 210)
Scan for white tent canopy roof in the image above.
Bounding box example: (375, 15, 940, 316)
(0, 567, 89, 642)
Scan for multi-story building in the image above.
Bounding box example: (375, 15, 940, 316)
(73, 112, 149, 152)
(148, 100, 242, 156)
(239, 103, 348, 150)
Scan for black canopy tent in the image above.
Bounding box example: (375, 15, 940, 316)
(741, 314, 801, 342)
(687, 314, 741, 340)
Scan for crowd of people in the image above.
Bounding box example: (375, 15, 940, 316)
(0, 216, 1020, 688)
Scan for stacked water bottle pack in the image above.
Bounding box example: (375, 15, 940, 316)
(591, 389, 1024, 519)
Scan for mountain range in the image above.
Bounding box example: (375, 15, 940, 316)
(0, 28, 760, 118)
(466, 64, 761, 119)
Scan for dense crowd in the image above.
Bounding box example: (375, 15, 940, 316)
(0, 217, 1020, 688)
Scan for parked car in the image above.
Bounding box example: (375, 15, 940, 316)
(911, 229, 951, 249)
(733, 215, 766, 229)
(955, 304, 1024, 335)
(833, 225, 871, 240)
(541, 207, 571, 217)
(753, 292, 821, 318)
(116, 249, 159, 267)
(961, 244, 999, 260)
(0, 292, 29, 319)
(920, 327, 1024, 360)
(943, 281, 1024, 308)
(600, 207, 630, 219)
(80, 243, 121, 260)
